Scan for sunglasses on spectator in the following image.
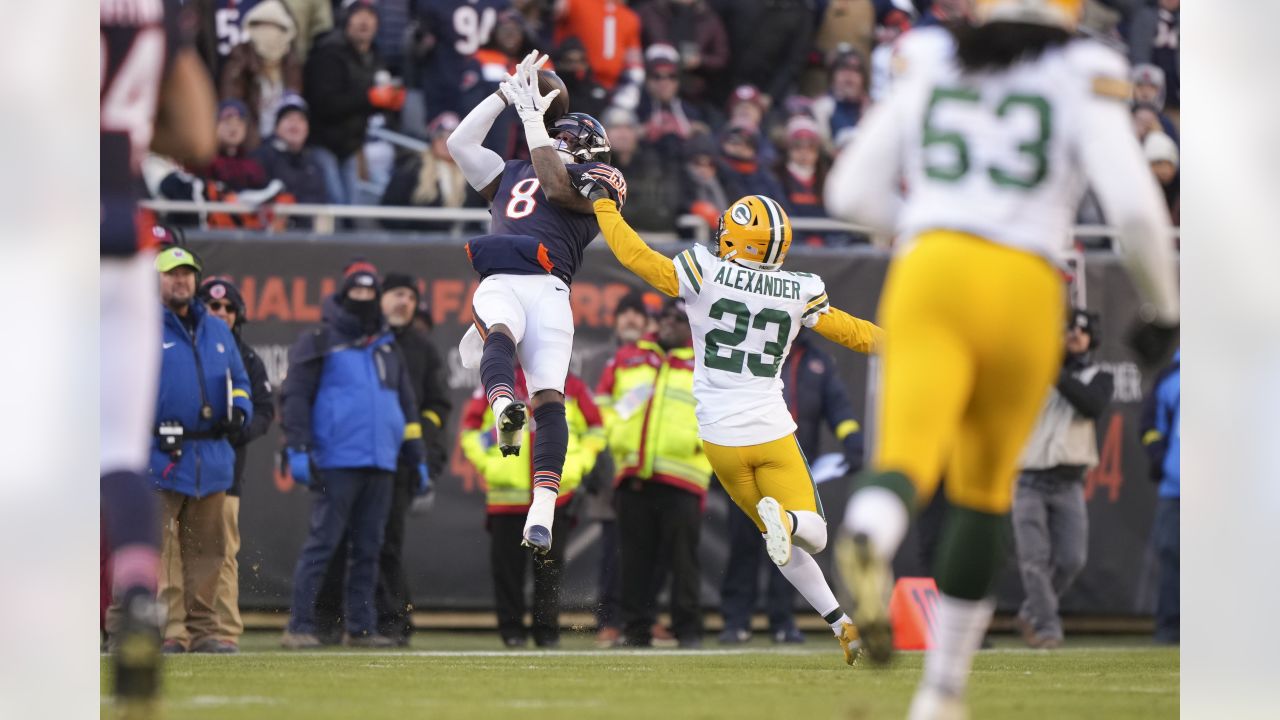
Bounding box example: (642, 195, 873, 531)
(206, 301, 237, 312)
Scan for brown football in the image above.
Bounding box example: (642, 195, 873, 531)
(539, 70, 571, 122)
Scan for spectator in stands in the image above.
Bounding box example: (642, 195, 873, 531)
(868, 3, 915, 101)
(717, 125, 785, 203)
(1131, 64, 1178, 141)
(155, 277, 275, 654)
(1131, 102, 1163, 144)
(603, 297, 711, 648)
(635, 45, 705, 161)
(513, 0, 556, 48)
(812, 49, 870, 149)
(589, 289, 657, 648)
(372, 0, 416, 77)
(681, 132, 730, 228)
(380, 112, 485, 230)
(554, 36, 610, 119)
(724, 85, 778, 165)
(808, 0, 877, 95)
(252, 94, 329, 208)
(219, 0, 303, 146)
(1144, 131, 1179, 223)
(283, 0, 334, 63)
(774, 116, 847, 247)
(719, 328, 865, 645)
(913, 0, 969, 27)
(205, 100, 269, 191)
(279, 261, 427, 649)
(315, 272, 451, 646)
(417, 0, 509, 121)
(147, 246, 253, 654)
(1012, 309, 1113, 650)
(460, 367, 604, 648)
(604, 108, 682, 234)
(304, 0, 405, 204)
(457, 10, 541, 158)
(1151, 0, 1179, 114)
(723, 0, 814, 108)
(636, 0, 730, 108)
(1140, 349, 1179, 645)
(555, 0, 644, 106)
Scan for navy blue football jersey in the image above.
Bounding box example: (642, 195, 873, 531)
(466, 159, 627, 284)
(100, 0, 186, 256)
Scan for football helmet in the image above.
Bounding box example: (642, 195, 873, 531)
(547, 112, 611, 164)
(974, 0, 1083, 29)
(714, 195, 792, 272)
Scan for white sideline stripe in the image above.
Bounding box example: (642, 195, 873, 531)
(99, 646, 1166, 659)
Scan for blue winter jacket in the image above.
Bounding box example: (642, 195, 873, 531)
(1140, 351, 1180, 498)
(280, 296, 424, 472)
(150, 301, 254, 498)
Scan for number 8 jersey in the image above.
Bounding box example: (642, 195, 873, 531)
(672, 243, 831, 446)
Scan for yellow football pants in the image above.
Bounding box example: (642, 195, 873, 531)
(704, 435, 820, 532)
(875, 230, 1065, 515)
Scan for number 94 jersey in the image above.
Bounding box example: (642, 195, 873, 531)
(673, 244, 831, 447)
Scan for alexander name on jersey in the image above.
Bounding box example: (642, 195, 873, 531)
(712, 264, 803, 300)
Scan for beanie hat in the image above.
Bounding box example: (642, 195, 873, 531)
(218, 98, 250, 121)
(614, 289, 654, 319)
(199, 276, 248, 319)
(275, 93, 309, 127)
(341, 259, 381, 297)
(382, 272, 420, 301)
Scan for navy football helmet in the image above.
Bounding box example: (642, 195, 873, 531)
(547, 112, 612, 164)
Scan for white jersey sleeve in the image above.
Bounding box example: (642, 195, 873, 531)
(799, 274, 831, 328)
(1067, 44, 1179, 323)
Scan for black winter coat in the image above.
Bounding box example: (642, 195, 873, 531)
(303, 34, 382, 159)
(230, 339, 275, 497)
(392, 325, 452, 477)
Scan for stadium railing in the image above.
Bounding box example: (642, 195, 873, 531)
(138, 199, 1179, 247)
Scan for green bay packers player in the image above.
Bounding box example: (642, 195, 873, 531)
(580, 184, 883, 665)
(825, 0, 1179, 716)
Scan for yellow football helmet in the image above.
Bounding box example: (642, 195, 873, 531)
(974, 0, 1083, 29)
(715, 195, 792, 272)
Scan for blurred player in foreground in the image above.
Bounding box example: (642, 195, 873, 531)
(823, 0, 1179, 717)
(101, 0, 216, 715)
(448, 52, 625, 556)
(582, 181, 882, 665)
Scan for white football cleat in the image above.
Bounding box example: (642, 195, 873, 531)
(907, 685, 968, 720)
(757, 497, 793, 567)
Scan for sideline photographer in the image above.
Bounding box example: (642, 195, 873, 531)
(148, 245, 254, 652)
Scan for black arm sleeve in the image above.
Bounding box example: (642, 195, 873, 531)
(237, 350, 275, 447)
(1056, 368, 1114, 420)
(279, 330, 323, 449)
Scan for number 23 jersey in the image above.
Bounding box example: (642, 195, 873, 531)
(672, 243, 831, 447)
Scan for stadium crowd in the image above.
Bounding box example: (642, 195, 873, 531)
(151, 0, 1179, 240)
(106, 0, 1183, 655)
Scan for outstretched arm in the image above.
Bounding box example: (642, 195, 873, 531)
(810, 306, 883, 354)
(507, 51, 596, 213)
(591, 197, 680, 297)
(447, 90, 510, 201)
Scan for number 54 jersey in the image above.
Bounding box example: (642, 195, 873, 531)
(672, 243, 831, 447)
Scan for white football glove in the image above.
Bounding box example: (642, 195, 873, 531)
(508, 51, 558, 148)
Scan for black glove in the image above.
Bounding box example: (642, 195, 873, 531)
(577, 178, 614, 206)
(223, 407, 248, 442)
(1126, 319, 1178, 366)
(841, 432, 864, 475)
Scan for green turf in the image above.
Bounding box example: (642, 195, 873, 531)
(102, 632, 1178, 719)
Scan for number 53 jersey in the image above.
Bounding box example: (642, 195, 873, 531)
(673, 243, 831, 447)
(888, 28, 1137, 260)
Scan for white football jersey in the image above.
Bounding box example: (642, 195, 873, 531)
(889, 28, 1131, 260)
(672, 244, 830, 447)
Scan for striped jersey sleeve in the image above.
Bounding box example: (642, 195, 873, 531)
(799, 274, 831, 328)
(672, 245, 707, 298)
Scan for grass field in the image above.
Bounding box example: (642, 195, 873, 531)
(101, 632, 1178, 719)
